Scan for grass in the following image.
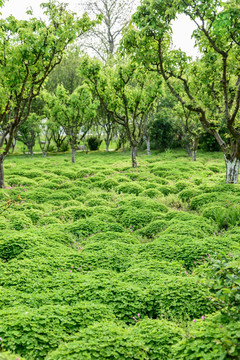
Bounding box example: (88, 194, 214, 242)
(0, 149, 239, 359)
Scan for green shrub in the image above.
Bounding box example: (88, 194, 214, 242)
(7, 213, 33, 231)
(67, 218, 124, 237)
(87, 136, 102, 150)
(119, 209, 154, 229)
(202, 204, 240, 229)
(53, 206, 93, 221)
(147, 276, 216, 321)
(46, 322, 146, 360)
(178, 188, 201, 202)
(138, 219, 168, 238)
(86, 231, 140, 244)
(0, 303, 115, 360)
(0, 352, 24, 360)
(141, 189, 162, 198)
(190, 192, 239, 210)
(98, 178, 119, 190)
(131, 319, 184, 360)
(173, 314, 240, 359)
(116, 183, 143, 196)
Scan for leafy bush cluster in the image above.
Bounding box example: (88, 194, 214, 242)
(0, 150, 239, 359)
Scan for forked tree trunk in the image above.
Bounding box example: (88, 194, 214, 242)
(146, 137, 151, 156)
(131, 145, 138, 168)
(224, 155, 239, 184)
(122, 140, 125, 152)
(0, 156, 4, 189)
(71, 148, 76, 163)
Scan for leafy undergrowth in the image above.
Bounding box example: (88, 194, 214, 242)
(0, 150, 239, 359)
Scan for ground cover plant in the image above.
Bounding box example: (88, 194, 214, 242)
(0, 149, 240, 359)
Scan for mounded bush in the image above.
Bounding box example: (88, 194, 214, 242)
(147, 276, 216, 321)
(67, 218, 124, 237)
(46, 322, 146, 360)
(173, 314, 240, 359)
(119, 209, 154, 229)
(7, 212, 33, 231)
(0, 303, 115, 360)
(86, 231, 140, 244)
(178, 188, 201, 202)
(0, 352, 24, 360)
(116, 183, 143, 196)
(141, 188, 162, 198)
(131, 319, 184, 360)
(202, 204, 240, 229)
(138, 219, 168, 238)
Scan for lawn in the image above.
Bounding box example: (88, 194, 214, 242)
(0, 149, 239, 359)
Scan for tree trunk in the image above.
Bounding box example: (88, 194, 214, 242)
(192, 150, 197, 161)
(146, 137, 151, 155)
(0, 156, 4, 189)
(42, 151, 47, 158)
(71, 148, 76, 163)
(131, 145, 138, 168)
(106, 141, 109, 152)
(192, 138, 199, 161)
(28, 145, 33, 156)
(186, 144, 192, 157)
(224, 155, 239, 184)
(122, 140, 125, 152)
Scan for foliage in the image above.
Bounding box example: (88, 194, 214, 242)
(87, 136, 102, 150)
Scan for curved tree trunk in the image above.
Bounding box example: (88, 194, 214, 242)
(224, 155, 239, 184)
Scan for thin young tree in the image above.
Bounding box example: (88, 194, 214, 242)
(44, 84, 98, 163)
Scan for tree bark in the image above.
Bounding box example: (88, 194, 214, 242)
(42, 151, 47, 158)
(186, 144, 192, 157)
(192, 138, 199, 161)
(0, 156, 5, 189)
(192, 150, 197, 161)
(71, 148, 76, 163)
(28, 145, 33, 156)
(224, 155, 239, 184)
(122, 140, 125, 152)
(146, 137, 151, 155)
(131, 145, 138, 168)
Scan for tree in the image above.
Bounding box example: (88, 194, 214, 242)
(44, 84, 98, 163)
(79, 0, 137, 62)
(122, 0, 240, 183)
(16, 113, 40, 156)
(46, 46, 84, 94)
(96, 103, 116, 152)
(0, 1, 94, 187)
(81, 57, 160, 167)
(38, 118, 53, 157)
